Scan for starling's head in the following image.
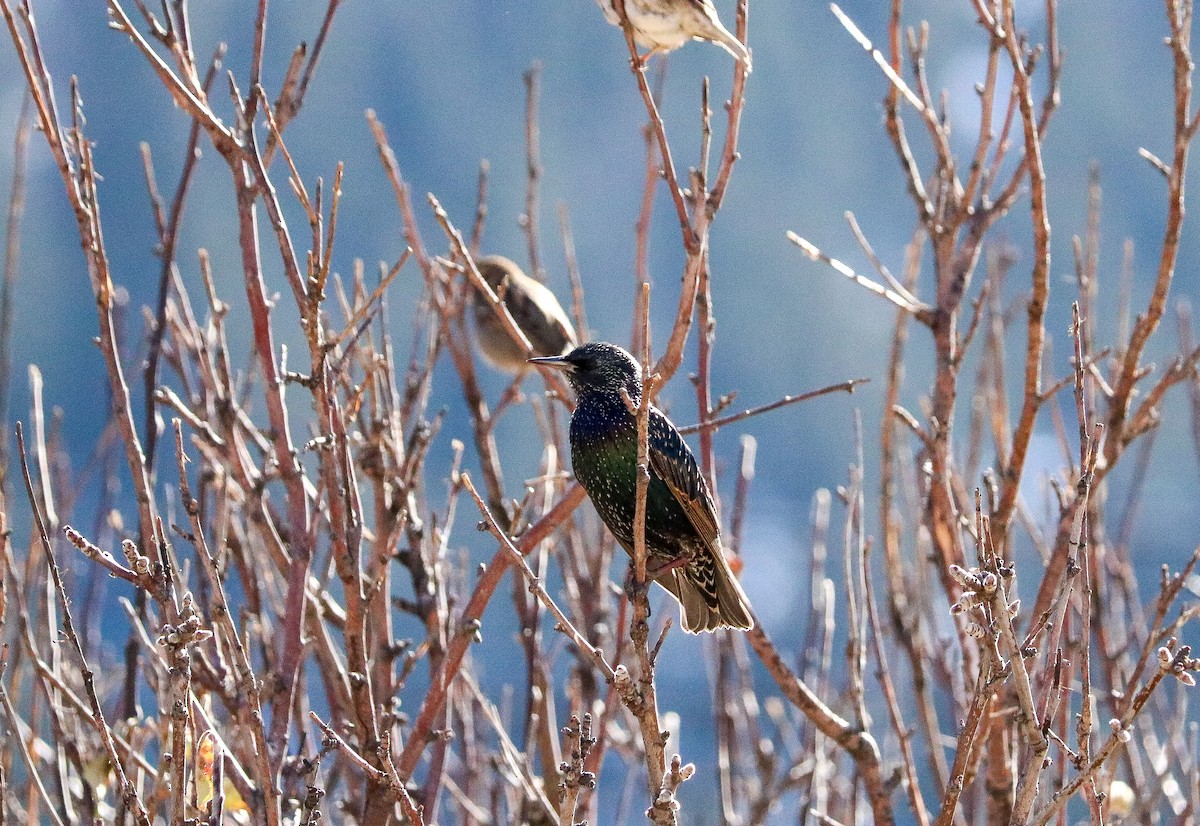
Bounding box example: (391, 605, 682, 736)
(529, 341, 642, 400)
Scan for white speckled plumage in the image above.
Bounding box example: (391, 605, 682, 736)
(532, 342, 754, 633)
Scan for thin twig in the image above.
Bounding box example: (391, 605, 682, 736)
(677, 378, 869, 435)
(16, 423, 153, 826)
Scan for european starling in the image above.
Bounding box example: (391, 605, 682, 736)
(596, 0, 752, 74)
(531, 342, 753, 633)
(471, 255, 577, 374)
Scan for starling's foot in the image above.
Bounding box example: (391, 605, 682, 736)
(622, 564, 651, 602)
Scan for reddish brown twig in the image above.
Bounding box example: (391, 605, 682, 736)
(397, 483, 586, 779)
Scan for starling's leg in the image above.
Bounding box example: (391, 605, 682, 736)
(645, 555, 690, 579)
(623, 555, 689, 593)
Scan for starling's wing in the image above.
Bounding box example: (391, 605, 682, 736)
(647, 407, 754, 633)
(647, 408, 721, 551)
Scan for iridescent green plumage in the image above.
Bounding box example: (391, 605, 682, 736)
(531, 342, 753, 633)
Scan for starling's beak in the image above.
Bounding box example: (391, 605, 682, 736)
(528, 354, 574, 372)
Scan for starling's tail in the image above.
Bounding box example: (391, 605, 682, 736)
(658, 550, 753, 633)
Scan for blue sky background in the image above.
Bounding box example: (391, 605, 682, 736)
(0, 2, 1197, 822)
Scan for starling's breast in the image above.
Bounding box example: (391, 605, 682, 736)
(569, 397, 703, 558)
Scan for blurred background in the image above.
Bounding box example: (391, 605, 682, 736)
(0, 1, 1196, 822)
